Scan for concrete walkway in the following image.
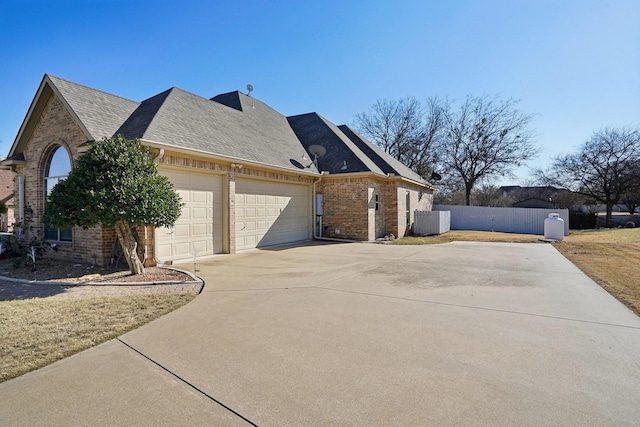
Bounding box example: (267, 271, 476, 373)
(1, 241, 639, 426)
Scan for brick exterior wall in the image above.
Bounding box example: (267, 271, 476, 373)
(318, 175, 433, 241)
(395, 182, 434, 237)
(317, 177, 369, 240)
(10, 93, 119, 265)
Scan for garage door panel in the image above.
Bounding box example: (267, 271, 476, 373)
(192, 207, 208, 219)
(236, 178, 310, 251)
(192, 191, 208, 203)
(157, 170, 223, 263)
(174, 224, 190, 237)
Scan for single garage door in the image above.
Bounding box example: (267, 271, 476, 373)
(156, 170, 223, 263)
(236, 178, 311, 251)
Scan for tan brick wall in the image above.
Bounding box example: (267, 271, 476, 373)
(317, 176, 433, 241)
(13, 93, 115, 265)
(395, 183, 434, 237)
(380, 180, 399, 238)
(317, 177, 369, 240)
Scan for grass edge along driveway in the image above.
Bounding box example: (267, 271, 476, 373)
(1, 227, 638, 383)
(395, 228, 640, 316)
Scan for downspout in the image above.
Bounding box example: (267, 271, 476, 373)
(312, 172, 360, 244)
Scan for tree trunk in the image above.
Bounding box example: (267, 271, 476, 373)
(114, 220, 145, 274)
(465, 182, 473, 206)
(605, 202, 615, 228)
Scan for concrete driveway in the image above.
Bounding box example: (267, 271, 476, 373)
(1, 241, 639, 426)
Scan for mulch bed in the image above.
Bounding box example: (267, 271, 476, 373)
(0, 257, 196, 284)
(0, 257, 202, 300)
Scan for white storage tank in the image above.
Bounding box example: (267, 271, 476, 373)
(544, 213, 564, 241)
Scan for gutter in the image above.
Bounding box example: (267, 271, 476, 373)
(139, 138, 320, 178)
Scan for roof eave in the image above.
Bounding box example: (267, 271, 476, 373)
(319, 171, 433, 189)
(139, 139, 320, 177)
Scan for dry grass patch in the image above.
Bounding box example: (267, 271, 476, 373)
(0, 293, 195, 383)
(394, 230, 542, 245)
(554, 228, 640, 315)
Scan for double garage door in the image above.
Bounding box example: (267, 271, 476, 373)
(156, 170, 311, 263)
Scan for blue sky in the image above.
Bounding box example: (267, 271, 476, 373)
(1, 0, 638, 185)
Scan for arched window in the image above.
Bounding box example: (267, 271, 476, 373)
(44, 146, 72, 241)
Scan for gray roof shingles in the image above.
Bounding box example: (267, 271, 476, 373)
(288, 113, 428, 185)
(338, 125, 427, 184)
(47, 75, 140, 141)
(117, 88, 316, 172)
(44, 75, 427, 183)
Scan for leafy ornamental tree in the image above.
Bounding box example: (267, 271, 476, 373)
(44, 136, 182, 274)
(353, 96, 447, 179)
(537, 127, 640, 226)
(439, 95, 539, 205)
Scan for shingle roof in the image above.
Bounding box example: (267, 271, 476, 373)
(338, 125, 428, 184)
(9, 74, 431, 184)
(116, 88, 316, 172)
(287, 113, 428, 185)
(287, 113, 384, 175)
(47, 75, 140, 141)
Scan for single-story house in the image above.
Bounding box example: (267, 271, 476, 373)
(1, 74, 433, 265)
(512, 198, 557, 209)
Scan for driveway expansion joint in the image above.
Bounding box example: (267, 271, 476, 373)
(116, 338, 258, 426)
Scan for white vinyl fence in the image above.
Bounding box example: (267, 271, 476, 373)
(430, 205, 569, 236)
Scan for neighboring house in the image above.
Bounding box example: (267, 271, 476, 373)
(0, 169, 15, 231)
(1, 74, 433, 265)
(512, 198, 557, 209)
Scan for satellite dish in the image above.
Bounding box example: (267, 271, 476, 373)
(430, 172, 442, 181)
(246, 84, 254, 96)
(308, 145, 326, 158)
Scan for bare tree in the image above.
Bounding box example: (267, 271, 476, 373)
(353, 96, 446, 179)
(537, 127, 640, 226)
(473, 184, 512, 207)
(439, 95, 539, 205)
(620, 159, 640, 215)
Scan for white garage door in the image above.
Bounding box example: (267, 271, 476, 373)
(236, 178, 311, 251)
(156, 170, 223, 263)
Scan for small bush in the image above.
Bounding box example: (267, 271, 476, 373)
(5, 206, 48, 266)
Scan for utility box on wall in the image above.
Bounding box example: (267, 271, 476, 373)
(414, 210, 450, 235)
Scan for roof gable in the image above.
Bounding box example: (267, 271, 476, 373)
(338, 125, 428, 185)
(287, 113, 385, 175)
(5, 74, 139, 159)
(47, 75, 140, 141)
